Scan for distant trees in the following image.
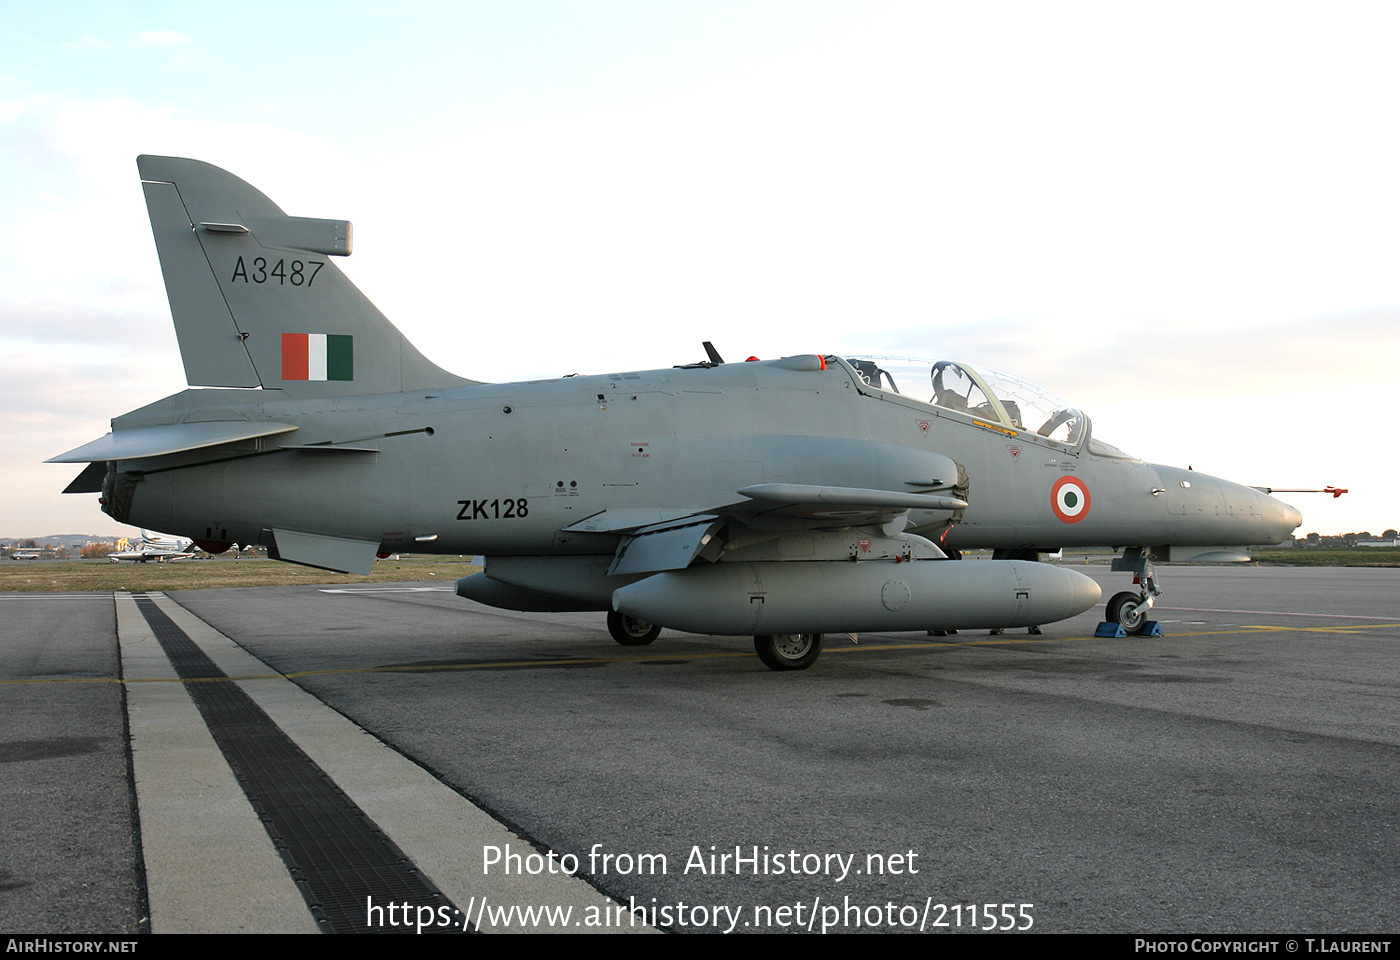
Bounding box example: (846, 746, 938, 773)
(1303, 530, 1396, 547)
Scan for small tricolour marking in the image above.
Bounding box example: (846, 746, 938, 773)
(1051, 476, 1091, 523)
(282, 332, 354, 382)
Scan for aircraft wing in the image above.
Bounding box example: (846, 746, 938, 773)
(575, 482, 967, 578)
(735, 483, 966, 521)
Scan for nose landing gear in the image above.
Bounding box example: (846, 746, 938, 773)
(1105, 547, 1162, 636)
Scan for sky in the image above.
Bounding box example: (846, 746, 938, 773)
(2, 1, 1395, 539)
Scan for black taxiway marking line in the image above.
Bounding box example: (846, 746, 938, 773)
(131, 593, 466, 934)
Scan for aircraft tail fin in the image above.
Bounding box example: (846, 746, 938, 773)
(137, 155, 475, 398)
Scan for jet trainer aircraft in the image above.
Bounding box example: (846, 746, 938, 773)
(51, 157, 1303, 669)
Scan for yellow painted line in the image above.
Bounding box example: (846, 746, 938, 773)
(8, 622, 1398, 687)
(0, 676, 127, 685)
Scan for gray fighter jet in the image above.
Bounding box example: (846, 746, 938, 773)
(51, 157, 1303, 669)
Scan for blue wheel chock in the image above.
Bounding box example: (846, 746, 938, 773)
(1096, 620, 1165, 638)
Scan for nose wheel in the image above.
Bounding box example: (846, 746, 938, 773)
(1106, 591, 1151, 634)
(1106, 547, 1162, 635)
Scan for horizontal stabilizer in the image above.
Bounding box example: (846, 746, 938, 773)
(48, 421, 298, 463)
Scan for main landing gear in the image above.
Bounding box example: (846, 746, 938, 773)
(606, 613, 825, 671)
(607, 610, 661, 646)
(754, 633, 824, 671)
(1105, 547, 1162, 636)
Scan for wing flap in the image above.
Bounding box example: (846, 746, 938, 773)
(608, 516, 723, 576)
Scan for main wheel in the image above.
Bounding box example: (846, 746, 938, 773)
(1106, 591, 1149, 635)
(607, 610, 661, 646)
(754, 633, 824, 671)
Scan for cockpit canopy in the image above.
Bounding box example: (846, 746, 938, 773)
(843, 356, 1093, 449)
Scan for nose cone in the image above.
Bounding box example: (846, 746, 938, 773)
(1156, 463, 1305, 546)
(1232, 480, 1304, 544)
(1261, 493, 1304, 543)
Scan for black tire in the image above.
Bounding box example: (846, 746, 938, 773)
(607, 610, 661, 646)
(754, 633, 824, 671)
(1106, 591, 1149, 635)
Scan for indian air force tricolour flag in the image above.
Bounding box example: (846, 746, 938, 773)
(282, 333, 354, 381)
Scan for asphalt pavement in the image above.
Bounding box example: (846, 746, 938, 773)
(2, 565, 1398, 934)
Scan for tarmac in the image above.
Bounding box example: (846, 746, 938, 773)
(2, 564, 1398, 934)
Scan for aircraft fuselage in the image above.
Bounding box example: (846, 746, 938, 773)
(103, 355, 1298, 560)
